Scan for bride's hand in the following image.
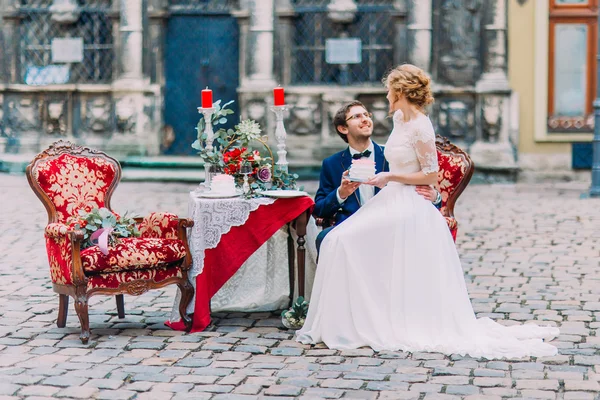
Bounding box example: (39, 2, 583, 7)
(366, 172, 391, 188)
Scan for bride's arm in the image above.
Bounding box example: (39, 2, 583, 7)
(367, 127, 439, 188)
(388, 170, 437, 186)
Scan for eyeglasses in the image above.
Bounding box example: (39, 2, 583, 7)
(345, 112, 373, 122)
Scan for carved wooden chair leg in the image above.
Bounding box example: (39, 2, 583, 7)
(116, 294, 125, 319)
(57, 294, 69, 328)
(294, 209, 309, 298)
(287, 223, 295, 307)
(74, 293, 90, 344)
(178, 278, 194, 331)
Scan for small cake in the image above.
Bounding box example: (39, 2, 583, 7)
(349, 159, 376, 181)
(210, 174, 237, 195)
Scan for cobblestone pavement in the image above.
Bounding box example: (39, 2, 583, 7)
(1, 173, 600, 400)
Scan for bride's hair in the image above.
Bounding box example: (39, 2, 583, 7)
(383, 64, 434, 109)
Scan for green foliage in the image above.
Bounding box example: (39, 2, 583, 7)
(281, 296, 309, 328)
(191, 99, 236, 165)
(74, 207, 139, 250)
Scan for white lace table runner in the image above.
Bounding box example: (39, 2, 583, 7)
(170, 193, 276, 319)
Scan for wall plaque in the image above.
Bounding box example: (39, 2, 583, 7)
(51, 38, 84, 63)
(325, 38, 362, 64)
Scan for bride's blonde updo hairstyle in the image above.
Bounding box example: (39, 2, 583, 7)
(383, 64, 434, 109)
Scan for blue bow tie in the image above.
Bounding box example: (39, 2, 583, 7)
(352, 149, 372, 160)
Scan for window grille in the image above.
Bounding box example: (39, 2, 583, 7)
(291, 0, 395, 85)
(19, 0, 113, 84)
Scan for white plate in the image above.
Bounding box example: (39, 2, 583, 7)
(259, 190, 309, 198)
(346, 176, 371, 183)
(193, 191, 241, 199)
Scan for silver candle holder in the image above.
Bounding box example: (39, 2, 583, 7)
(197, 106, 216, 152)
(269, 105, 289, 173)
(198, 106, 217, 188)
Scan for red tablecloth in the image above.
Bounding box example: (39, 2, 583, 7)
(169, 196, 314, 332)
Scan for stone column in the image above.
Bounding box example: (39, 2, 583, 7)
(407, 0, 431, 72)
(1, 0, 19, 84)
(476, 0, 509, 91)
(244, 0, 277, 88)
(116, 0, 146, 86)
(470, 0, 517, 172)
(110, 0, 160, 156)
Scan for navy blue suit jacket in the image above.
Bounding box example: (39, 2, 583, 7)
(313, 142, 389, 226)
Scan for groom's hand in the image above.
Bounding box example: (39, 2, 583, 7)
(339, 170, 361, 199)
(415, 185, 437, 202)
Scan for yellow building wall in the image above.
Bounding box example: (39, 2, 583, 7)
(508, 0, 570, 155)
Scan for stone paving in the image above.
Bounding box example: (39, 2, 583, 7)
(1, 173, 600, 400)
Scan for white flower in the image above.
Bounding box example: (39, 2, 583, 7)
(236, 119, 262, 142)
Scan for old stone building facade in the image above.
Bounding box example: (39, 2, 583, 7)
(0, 0, 515, 174)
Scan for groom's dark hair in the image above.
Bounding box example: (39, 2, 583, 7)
(333, 100, 368, 143)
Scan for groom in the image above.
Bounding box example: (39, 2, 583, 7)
(314, 100, 441, 251)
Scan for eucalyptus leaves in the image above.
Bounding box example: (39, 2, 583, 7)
(69, 207, 139, 252)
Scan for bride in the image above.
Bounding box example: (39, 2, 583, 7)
(295, 64, 559, 359)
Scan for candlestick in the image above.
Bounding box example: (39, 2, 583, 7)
(201, 87, 213, 109)
(269, 105, 289, 173)
(197, 105, 217, 188)
(273, 87, 285, 106)
(197, 106, 216, 152)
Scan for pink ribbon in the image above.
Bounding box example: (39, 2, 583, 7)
(90, 227, 113, 255)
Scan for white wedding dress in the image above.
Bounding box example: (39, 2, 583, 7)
(296, 111, 559, 359)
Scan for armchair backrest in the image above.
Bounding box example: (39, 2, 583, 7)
(26, 140, 121, 224)
(435, 135, 475, 219)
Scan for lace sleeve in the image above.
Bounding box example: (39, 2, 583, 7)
(412, 126, 438, 175)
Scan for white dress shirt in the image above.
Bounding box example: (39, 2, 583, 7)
(337, 141, 376, 206)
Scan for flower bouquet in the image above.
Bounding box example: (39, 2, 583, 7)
(67, 207, 139, 254)
(281, 296, 309, 330)
(191, 100, 300, 197)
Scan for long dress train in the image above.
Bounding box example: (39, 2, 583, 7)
(296, 111, 559, 359)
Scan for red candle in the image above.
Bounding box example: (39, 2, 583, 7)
(273, 87, 285, 106)
(201, 87, 213, 108)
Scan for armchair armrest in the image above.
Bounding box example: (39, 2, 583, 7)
(44, 223, 87, 286)
(45, 223, 70, 238)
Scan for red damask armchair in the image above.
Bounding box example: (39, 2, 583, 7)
(26, 141, 194, 343)
(435, 135, 475, 241)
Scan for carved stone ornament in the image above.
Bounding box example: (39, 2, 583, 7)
(370, 100, 393, 137)
(246, 100, 267, 130)
(46, 101, 67, 136)
(482, 96, 502, 142)
(437, 99, 475, 142)
(437, 0, 483, 85)
(288, 95, 320, 136)
(327, 0, 358, 24)
(8, 97, 43, 132)
(84, 98, 111, 134)
(115, 96, 137, 135)
(49, 0, 81, 24)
